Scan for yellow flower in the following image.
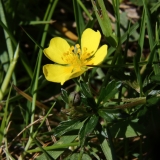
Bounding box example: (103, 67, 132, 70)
(43, 28, 108, 85)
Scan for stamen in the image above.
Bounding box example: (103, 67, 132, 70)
(61, 43, 93, 69)
(74, 44, 81, 55)
(70, 46, 74, 52)
(76, 44, 80, 48)
(77, 49, 81, 54)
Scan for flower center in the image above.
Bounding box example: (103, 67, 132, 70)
(61, 44, 93, 70)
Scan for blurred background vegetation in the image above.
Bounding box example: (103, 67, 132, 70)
(0, 0, 160, 159)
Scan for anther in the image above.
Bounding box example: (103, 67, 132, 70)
(75, 44, 80, 48)
(77, 49, 81, 54)
(70, 46, 74, 52)
(74, 44, 81, 55)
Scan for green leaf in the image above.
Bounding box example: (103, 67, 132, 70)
(54, 119, 82, 137)
(112, 0, 121, 39)
(133, 9, 145, 96)
(146, 96, 160, 106)
(98, 109, 118, 123)
(150, 1, 160, 13)
(142, 0, 159, 75)
(0, 19, 33, 78)
(98, 81, 122, 106)
(129, 0, 143, 6)
(67, 153, 92, 160)
(0, 85, 12, 146)
(77, 0, 93, 21)
(36, 135, 78, 160)
(81, 96, 97, 111)
(61, 88, 69, 104)
(79, 115, 99, 146)
(109, 120, 145, 138)
(91, 0, 117, 47)
(147, 42, 158, 65)
(73, 0, 85, 40)
(33, 138, 55, 160)
(108, 22, 139, 57)
(0, 44, 19, 100)
(80, 82, 92, 98)
(136, 106, 148, 117)
(150, 74, 160, 82)
(80, 82, 97, 109)
(96, 130, 113, 160)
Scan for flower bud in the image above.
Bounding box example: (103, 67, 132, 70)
(69, 91, 81, 107)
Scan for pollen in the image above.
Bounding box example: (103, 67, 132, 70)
(61, 43, 93, 69)
(75, 44, 80, 48)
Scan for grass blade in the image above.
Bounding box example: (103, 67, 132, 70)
(0, 44, 19, 100)
(73, 0, 85, 40)
(142, 0, 159, 75)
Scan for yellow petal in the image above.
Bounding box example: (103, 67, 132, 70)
(43, 64, 85, 85)
(81, 28, 101, 54)
(43, 64, 73, 85)
(87, 45, 108, 65)
(43, 37, 70, 64)
(70, 70, 86, 79)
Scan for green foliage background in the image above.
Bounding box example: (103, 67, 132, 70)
(0, 0, 160, 159)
